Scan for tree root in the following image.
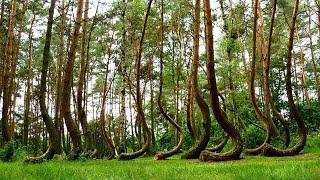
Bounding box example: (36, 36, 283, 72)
(25, 146, 57, 163)
(155, 132, 185, 160)
(206, 135, 229, 153)
(199, 141, 243, 162)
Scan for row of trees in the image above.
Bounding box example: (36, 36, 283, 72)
(0, 0, 319, 162)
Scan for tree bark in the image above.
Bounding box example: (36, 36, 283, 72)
(23, 13, 36, 147)
(118, 0, 153, 160)
(1, 0, 18, 143)
(8, 0, 29, 139)
(182, 0, 212, 160)
(0, 0, 5, 100)
(245, 0, 286, 155)
(263, 0, 307, 156)
(199, 0, 243, 161)
(154, 0, 185, 160)
(307, 0, 320, 104)
(26, 0, 62, 163)
(186, 74, 196, 140)
(77, 0, 91, 152)
(54, 0, 68, 153)
(61, 0, 84, 159)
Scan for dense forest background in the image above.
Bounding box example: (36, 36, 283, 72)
(0, 0, 319, 162)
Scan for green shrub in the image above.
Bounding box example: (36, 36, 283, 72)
(0, 141, 16, 162)
(245, 125, 265, 148)
(298, 101, 320, 133)
(0, 141, 26, 162)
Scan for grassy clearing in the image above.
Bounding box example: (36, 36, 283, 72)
(0, 136, 320, 180)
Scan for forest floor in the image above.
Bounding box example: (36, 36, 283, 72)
(0, 136, 320, 180)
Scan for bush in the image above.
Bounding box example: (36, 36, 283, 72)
(298, 101, 320, 133)
(0, 141, 16, 162)
(0, 141, 25, 162)
(245, 125, 265, 148)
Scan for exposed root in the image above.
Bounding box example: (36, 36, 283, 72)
(155, 132, 185, 160)
(118, 137, 150, 160)
(25, 146, 56, 163)
(262, 131, 306, 156)
(199, 141, 243, 162)
(206, 135, 229, 153)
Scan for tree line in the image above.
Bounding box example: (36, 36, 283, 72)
(0, 0, 319, 162)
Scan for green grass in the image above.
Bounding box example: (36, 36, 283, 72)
(1, 136, 320, 180)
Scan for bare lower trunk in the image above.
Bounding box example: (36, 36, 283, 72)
(1, 0, 18, 143)
(263, 0, 307, 156)
(183, 0, 211, 159)
(23, 13, 36, 147)
(77, 0, 91, 152)
(199, 0, 243, 161)
(26, 0, 61, 163)
(61, 0, 84, 159)
(118, 0, 153, 160)
(155, 0, 184, 160)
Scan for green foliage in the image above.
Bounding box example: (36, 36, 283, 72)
(0, 141, 25, 162)
(304, 134, 320, 153)
(245, 125, 265, 149)
(298, 101, 320, 133)
(0, 141, 15, 162)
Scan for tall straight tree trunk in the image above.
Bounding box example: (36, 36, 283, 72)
(26, 0, 62, 163)
(77, 0, 91, 152)
(199, 0, 243, 161)
(297, 47, 309, 103)
(263, 0, 307, 156)
(119, 0, 153, 160)
(55, 0, 68, 152)
(0, 0, 5, 100)
(8, 0, 29, 139)
(23, 13, 36, 147)
(186, 74, 196, 140)
(61, 0, 84, 159)
(119, 0, 128, 154)
(1, 0, 18, 143)
(182, 0, 211, 160)
(148, 56, 156, 150)
(307, 0, 320, 103)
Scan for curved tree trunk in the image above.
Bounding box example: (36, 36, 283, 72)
(245, 0, 282, 155)
(206, 135, 229, 153)
(99, 33, 116, 160)
(199, 0, 243, 161)
(182, 0, 211, 160)
(118, 0, 153, 160)
(263, 0, 307, 156)
(26, 0, 62, 163)
(61, 0, 84, 159)
(206, 93, 229, 153)
(264, 0, 290, 148)
(155, 0, 185, 160)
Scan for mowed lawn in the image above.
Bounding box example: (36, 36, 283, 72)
(1, 137, 320, 180)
